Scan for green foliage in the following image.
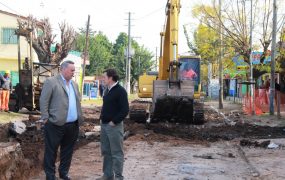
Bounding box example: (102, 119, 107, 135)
(74, 31, 154, 91)
(194, 24, 219, 64)
(112, 33, 154, 90)
(131, 45, 154, 89)
(75, 31, 113, 76)
(111, 32, 129, 80)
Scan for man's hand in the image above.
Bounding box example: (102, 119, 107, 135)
(44, 119, 48, 124)
(108, 121, 115, 127)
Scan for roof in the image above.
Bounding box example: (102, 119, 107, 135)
(0, 9, 27, 20)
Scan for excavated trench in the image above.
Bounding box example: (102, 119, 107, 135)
(0, 107, 101, 180)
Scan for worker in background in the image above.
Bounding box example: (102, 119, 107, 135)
(1, 71, 11, 112)
(99, 82, 104, 97)
(40, 61, 83, 180)
(0, 72, 5, 111)
(97, 69, 129, 180)
(265, 78, 271, 90)
(275, 78, 281, 91)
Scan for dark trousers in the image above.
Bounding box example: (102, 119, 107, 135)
(44, 121, 79, 180)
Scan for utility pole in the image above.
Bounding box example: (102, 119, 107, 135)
(17, 34, 21, 80)
(270, 0, 277, 115)
(29, 30, 35, 109)
(138, 56, 141, 75)
(81, 15, 90, 98)
(218, 0, 223, 109)
(155, 46, 158, 71)
(249, 0, 255, 115)
(126, 12, 132, 94)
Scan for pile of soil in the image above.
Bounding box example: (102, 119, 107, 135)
(150, 123, 285, 142)
(125, 104, 285, 142)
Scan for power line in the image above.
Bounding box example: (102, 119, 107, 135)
(0, 1, 19, 14)
(136, 6, 164, 20)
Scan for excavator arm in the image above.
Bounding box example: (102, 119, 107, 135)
(159, 0, 180, 81)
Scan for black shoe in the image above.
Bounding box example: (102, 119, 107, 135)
(59, 175, 71, 180)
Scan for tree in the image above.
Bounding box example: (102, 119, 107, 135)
(184, 23, 235, 81)
(75, 31, 154, 91)
(255, 26, 285, 75)
(193, 24, 220, 64)
(111, 32, 129, 80)
(130, 45, 154, 91)
(192, 2, 252, 64)
(112, 32, 154, 92)
(191, 0, 285, 81)
(17, 16, 75, 64)
(74, 31, 113, 76)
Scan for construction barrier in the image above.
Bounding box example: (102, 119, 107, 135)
(243, 89, 285, 115)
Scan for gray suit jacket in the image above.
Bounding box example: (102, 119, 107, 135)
(40, 74, 83, 126)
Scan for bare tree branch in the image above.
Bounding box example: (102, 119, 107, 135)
(16, 17, 75, 64)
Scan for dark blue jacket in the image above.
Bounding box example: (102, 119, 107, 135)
(100, 83, 129, 124)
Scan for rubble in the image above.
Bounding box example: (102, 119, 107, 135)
(85, 132, 100, 140)
(240, 139, 271, 148)
(8, 121, 26, 136)
(267, 142, 279, 149)
(193, 154, 215, 159)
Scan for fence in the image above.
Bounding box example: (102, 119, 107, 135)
(243, 89, 285, 115)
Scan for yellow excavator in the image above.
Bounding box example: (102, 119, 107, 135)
(130, 0, 204, 124)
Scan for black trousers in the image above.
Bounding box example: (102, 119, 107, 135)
(44, 121, 79, 180)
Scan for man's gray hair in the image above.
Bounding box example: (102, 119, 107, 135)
(60, 60, 75, 70)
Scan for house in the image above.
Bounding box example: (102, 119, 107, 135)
(0, 9, 37, 86)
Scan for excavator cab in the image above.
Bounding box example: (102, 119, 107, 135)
(179, 56, 201, 99)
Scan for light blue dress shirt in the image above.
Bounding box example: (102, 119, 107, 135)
(61, 75, 78, 123)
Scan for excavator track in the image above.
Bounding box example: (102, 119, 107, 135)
(129, 97, 204, 124)
(193, 99, 204, 124)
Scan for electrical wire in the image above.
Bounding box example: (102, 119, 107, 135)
(0, 1, 20, 15)
(136, 6, 164, 20)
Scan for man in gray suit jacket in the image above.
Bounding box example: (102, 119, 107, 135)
(40, 60, 83, 180)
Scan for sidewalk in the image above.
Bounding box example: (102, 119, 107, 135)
(206, 99, 285, 127)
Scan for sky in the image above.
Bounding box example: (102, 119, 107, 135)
(2, 0, 284, 57)
(0, 0, 209, 56)
(0, 0, 206, 55)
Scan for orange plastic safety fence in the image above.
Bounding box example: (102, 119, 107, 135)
(242, 89, 285, 115)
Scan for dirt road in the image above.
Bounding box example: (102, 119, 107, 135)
(2, 100, 285, 179)
(31, 137, 285, 180)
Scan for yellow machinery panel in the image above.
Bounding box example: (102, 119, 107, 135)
(138, 73, 157, 98)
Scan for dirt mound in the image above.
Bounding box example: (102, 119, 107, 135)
(150, 123, 285, 142)
(82, 106, 101, 122)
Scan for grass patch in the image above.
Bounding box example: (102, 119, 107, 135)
(81, 98, 103, 106)
(81, 94, 139, 106)
(0, 112, 25, 124)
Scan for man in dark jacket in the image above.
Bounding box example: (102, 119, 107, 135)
(97, 69, 129, 180)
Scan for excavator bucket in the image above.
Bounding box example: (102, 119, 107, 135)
(151, 80, 201, 124)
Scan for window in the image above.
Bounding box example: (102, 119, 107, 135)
(1, 28, 18, 44)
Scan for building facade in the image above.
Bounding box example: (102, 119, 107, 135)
(0, 10, 37, 86)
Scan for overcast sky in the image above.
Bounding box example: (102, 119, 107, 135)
(0, 0, 210, 56)
(2, 0, 284, 56)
